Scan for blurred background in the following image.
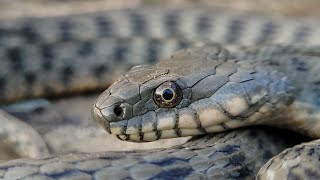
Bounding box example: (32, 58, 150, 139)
(1, 0, 320, 20)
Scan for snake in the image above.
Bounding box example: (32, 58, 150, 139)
(0, 7, 320, 179)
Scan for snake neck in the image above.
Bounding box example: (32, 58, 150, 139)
(235, 45, 320, 109)
(229, 45, 320, 138)
(267, 102, 320, 139)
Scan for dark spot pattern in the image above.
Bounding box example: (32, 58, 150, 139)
(146, 39, 162, 62)
(293, 25, 310, 43)
(41, 45, 54, 71)
(59, 20, 73, 41)
(294, 146, 304, 154)
(130, 12, 146, 36)
(78, 41, 94, 57)
(0, 77, 5, 89)
(196, 15, 212, 35)
(0, 28, 5, 42)
(151, 158, 192, 179)
(113, 39, 129, 62)
(177, 40, 190, 50)
(96, 16, 113, 36)
(7, 47, 24, 71)
(229, 167, 252, 179)
(0, 77, 6, 97)
(92, 65, 109, 81)
(256, 22, 277, 44)
(226, 19, 243, 43)
(42, 60, 52, 71)
(292, 57, 308, 71)
(151, 157, 186, 166)
(42, 45, 54, 60)
(61, 65, 74, 84)
(307, 148, 315, 156)
(165, 13, 180, 36)
(313, 82, 320, 107)
(305, 168, 320, 179)
(225, 153, 245, 167)
(21, 22, 39, 43)
(24, 72, 36, 85)
(154, 167, 192, 180)
(217, 145, 240, 155)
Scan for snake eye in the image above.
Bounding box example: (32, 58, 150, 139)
(113, 105, 123, 116)
(154, 81, 182, 108)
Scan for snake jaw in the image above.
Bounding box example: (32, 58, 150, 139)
(92, 105, 111, 134)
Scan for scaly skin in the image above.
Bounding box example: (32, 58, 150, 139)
(0, 8, 320, 180)
(94, 44, 320, 140)
(93, 44, 320, 179)
(0, 128, 308, 179)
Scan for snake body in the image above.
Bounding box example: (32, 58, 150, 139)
(0, 7, 320, 179)
(1, 8, 320, 104)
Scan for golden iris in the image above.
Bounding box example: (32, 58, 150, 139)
(153, 81, 182, 108)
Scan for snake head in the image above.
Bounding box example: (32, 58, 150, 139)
(92, 45, 295, 142)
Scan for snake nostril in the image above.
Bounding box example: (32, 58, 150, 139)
(113, 105, 123, 116)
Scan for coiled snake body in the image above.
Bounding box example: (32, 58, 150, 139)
(0, 8, 320, 179)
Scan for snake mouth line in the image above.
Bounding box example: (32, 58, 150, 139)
(115, 128, 204, 142)
(114, 121, 247, 142)
(94, 102, 252, 142)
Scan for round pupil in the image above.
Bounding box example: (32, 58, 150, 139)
(162, 89, 174, 101)
(114, 105, 123, 116)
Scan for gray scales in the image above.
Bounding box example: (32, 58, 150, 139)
(0, 7, 319, 179)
